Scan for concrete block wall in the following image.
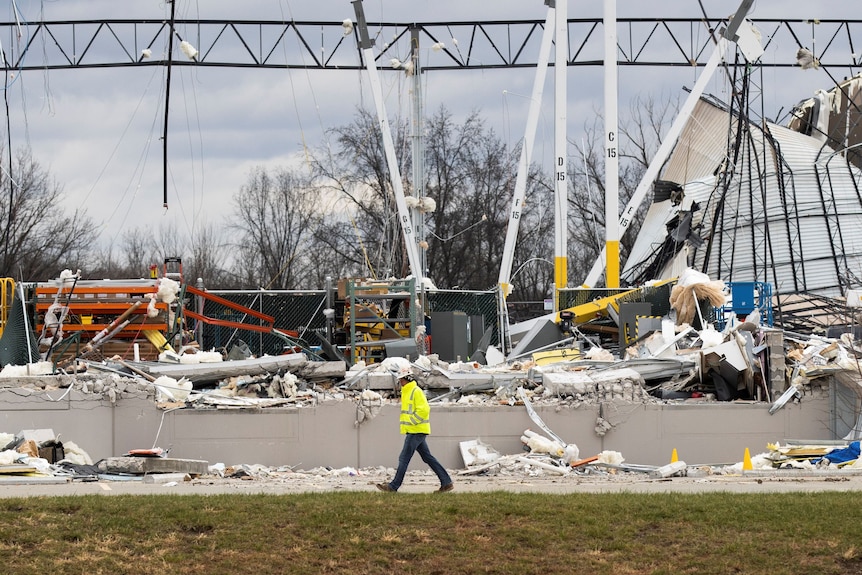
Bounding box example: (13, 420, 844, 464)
(0, 390, 837, 470)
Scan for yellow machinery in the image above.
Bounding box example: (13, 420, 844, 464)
(0, 278, 15, 338)
(557, 279, 677, 326)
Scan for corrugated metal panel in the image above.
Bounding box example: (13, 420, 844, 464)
(622, 178, 714, 281)
(662, 99, 734, 184)
(691, 122, 862, 297)
(626, 96, 862, 300)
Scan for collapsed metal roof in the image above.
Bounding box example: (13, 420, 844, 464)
(623, 77, 862, 330)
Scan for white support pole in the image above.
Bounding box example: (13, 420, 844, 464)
(352, 1, 423, 283)
(603, 0, 620, 288)
(582, 38, 728, 288)
(553, 0, 568, 309)
(498, 3, 556, 299)
(582, 0, 754, 288)
(410, 27, 426, 283)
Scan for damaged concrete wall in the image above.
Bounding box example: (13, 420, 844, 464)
(0, 389, 837, 469)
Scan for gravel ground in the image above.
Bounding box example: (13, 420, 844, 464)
(3, 466, 862, 497)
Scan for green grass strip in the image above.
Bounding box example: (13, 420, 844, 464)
(0, 492, 860, 574)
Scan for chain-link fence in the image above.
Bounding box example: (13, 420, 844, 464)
(192, 287, 501, 361)
(193, 289, 328, 358)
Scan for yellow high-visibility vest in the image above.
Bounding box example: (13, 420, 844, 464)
(399, 380, 431, 434)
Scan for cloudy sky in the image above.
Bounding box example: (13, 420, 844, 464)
(3, 1, 861, 271)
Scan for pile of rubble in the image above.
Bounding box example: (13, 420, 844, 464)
(0, 321, 849, 415)
(3, 424, 862, 489)
(0, 418, 862, 483)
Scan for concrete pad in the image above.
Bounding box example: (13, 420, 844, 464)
(99, 457, 209, 476)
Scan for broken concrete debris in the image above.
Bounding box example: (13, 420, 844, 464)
(3, 421, 862, 487)
(3, 266, 862, 488)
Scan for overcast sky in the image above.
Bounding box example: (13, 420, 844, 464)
(3, 1, 861, 277)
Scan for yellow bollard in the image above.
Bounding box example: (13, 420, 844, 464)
(742, 447, 753, 471)
(670, 448, 678, 463)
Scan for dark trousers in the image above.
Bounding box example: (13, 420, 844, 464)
(389, 433, 452, 490)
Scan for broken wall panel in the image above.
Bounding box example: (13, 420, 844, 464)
(0, 386, 838, 470)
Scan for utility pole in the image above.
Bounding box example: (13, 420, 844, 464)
(410, 26, 426, 288)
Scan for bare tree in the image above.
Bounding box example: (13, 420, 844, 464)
(0, 147, 96, 280)
(121, 226, 155, 277)
(90, 224, 191, 281)
(568, 94, 677, 286)
(311, 108, 413, 280)
(424, 108, 552, 293)
(230, 166, 322, 289)
(186, 221, 232, 288)
(309, 107, 552, 293)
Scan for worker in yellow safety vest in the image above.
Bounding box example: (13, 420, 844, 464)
(376, 357, 454, 493)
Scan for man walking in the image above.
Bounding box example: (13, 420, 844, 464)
(376, 357, 454, 493)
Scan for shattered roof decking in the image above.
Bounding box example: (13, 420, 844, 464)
(624, 93, 862, 328)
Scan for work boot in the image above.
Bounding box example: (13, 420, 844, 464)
(376, 483, 395, 492)
(436, 483, 454, 493)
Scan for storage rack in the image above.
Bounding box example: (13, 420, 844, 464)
(346, 278, 416, 366)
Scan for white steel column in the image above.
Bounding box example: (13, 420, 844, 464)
(352, 1, 423, 282)
(553, 0, 568, 308)
(604, 0, 620, 288)
(498, 2, 556, 299)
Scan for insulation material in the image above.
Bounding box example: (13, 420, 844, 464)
(179, 40, 198, 60)
(563, 444, 580, 465)
(17, 440, 38, 458)
(419, 197, 436, 213)
(179, 351, 224, 364)
(61, 441, 93, 466)
(598, 450, 625, 465)
(520, 429, 565, 458)
(795, 47, 819, 70)
(0, 361, 54, 377)
(356, 388, 383, 425)
(460, 439, 502, 467)
(271, 373, 298, 400)
(585, 347, 614, 362)
(0, 450, 19, 465)
(153, 375, 192, 402)
(670, 268, 727, 325)
(155, 277, 180, 304)
(699, 327, 724, 349)
(147, 277, 181, 318)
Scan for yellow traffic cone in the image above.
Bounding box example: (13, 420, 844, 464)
(742, 447, 753, 471)
(670, 448, 679, 463)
